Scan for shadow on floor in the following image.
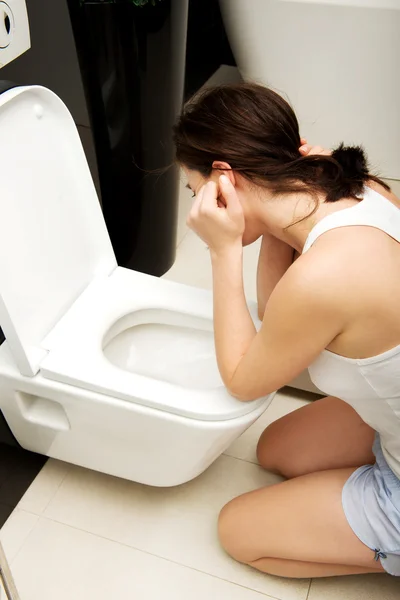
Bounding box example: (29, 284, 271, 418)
(0, 439, 47, 528)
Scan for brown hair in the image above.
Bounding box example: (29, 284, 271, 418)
(173, 82, 389, 206)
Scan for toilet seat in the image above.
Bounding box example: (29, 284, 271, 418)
(0, 85, 116, 377)
(40, 267, 265, 421)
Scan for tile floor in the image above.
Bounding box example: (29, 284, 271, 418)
(1, 178, 400, 599)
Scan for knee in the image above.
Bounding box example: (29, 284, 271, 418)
(256, 422, 286, 474)
(256, 422, 307, 479)
(218, 499, 252, 564)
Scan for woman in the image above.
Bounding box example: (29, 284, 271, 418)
(173, 83, 400, 578)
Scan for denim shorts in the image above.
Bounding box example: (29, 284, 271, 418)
(342, 434, 400, 576)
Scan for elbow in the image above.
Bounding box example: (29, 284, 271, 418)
(233, 392, 260, 403)
(221, 362, 276, 402)
(225, 372, 278, 401)
(226, 381, 265, 403)
(230, 391, 255, 403)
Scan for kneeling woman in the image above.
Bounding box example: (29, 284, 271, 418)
(173, 83, 400, 578)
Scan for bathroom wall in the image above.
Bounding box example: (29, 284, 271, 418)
(1, 0, 88, 124)
(1, 0, 100, 193)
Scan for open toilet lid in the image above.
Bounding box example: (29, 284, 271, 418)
(0, 85, 117, 376)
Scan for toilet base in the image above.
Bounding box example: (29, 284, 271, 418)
(0, 344, 273, 487)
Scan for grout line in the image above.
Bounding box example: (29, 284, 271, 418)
(36, 514, 286, 599)
(6, 460, 73, 566)
(42, 463, 72, 515)
(306, 579, 313, 599)
(11, 508, 39, 520)
(7, 510, 40, 568)
(222, 452, 259, 466)
(175, 228, 189, 250)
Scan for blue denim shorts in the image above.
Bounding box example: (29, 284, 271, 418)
(342, 434, 400, 576)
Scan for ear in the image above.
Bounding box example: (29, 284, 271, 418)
(212, 160, 236, 187)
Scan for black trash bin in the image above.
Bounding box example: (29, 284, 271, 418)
(67, 0, 188, 276)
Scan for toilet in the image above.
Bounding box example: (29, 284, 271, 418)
(220, 0, 400, 179)
(0, 85, 274, 486)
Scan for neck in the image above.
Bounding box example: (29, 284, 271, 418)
(258, 191, 359, 253)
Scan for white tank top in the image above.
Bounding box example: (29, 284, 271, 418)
(303, 187, 400, 479)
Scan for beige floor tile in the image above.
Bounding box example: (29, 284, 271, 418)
(308, 573, 400, 600)
(43, 456, 308, 600)
(225, 388, 313, 464)
(0, 509, 39, 564)
(11, 517, 273, 600)
(165, 229, 212, 288)
(17, 459, 70, 515)
(165, 229, 261, 301)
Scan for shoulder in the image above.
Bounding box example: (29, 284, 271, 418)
(277, 243, 344, 299)
(269, 233, 362, 319)
(258, 240, 347, 374)
(299, 225, 376, 282)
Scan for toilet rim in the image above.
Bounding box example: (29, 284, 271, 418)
(40, 267, 269, 422)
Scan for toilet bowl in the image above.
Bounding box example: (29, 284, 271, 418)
(220, 0, 400, 178)
(0, 85, 274, 486)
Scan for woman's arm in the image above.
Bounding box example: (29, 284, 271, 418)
(187, 176, 342, 402)
(212, 247, 343, 400)
(257, 234, 295, 320)
(211, 244, 257, 384)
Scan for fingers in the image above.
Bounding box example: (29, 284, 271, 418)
(192, 184, 204, 211)
(187, 176, 243, 230)
(187, 184, 204, 227)
(299, 143, 310, 156)
(187, 182, 218, 230)
(308, 145, 331, 156)
(199, 181, 218, 213)
(299, 143, 331, 157)
(219, 175, 242, 216)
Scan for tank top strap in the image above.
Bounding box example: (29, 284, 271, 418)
(302, 187, 400, 254)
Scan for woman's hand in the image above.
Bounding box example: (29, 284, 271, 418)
(299, 139, 331, 157)
(187, 175, 245, 256)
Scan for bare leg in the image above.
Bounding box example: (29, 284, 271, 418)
(250, 558, 382, 578)
(256, 396, 375, 478)
(218, 469, 385, 578)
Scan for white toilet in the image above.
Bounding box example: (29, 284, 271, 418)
(220, 0, 400, 179)
(0, 85, 274, 486)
